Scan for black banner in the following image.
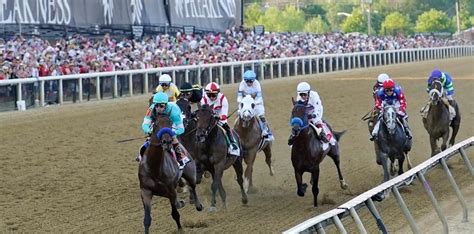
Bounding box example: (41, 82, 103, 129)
(169, 0, 242, 31)
(0, 0, 168, 26)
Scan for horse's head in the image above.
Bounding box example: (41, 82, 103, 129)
(176, 97, 194, 128)
(382, 104, 397, 135)
(238, 95, 256, 127)
(429, 79, 443, 105)
(290, 97, 309, 137)
(153, 113, 174, 151)
(195, 104, 218, 143)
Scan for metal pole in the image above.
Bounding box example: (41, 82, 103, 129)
(332, 215, 347, 234)
(440, 158, 468, 222)
(366, 199, 388, 233)
(349, 207, 367, 234)
(270, 61, 274, 79)
(459, 148, 474, 177)
(96, 76, 101, 100)
(40, 80, 45, 106)
(78, 78, 83, 102)
(129, 73, 133, 96)
(144, 73, 149, 93)
(417, 172, 448, 233)
(58, 79, 63, 104)
(113, 75, 118, 98)
(392, 186, 420, 233)
(316, 223, 325, 234)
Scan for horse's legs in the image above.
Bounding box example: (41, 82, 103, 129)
(168, 195, 182, 230)
(263, 144, 274, 176)
(441, 132, 449, 152)
(429, 136, 439, 156)
(311, 168, 320, 207)
(398, 154, 405, 175)
(233, 157, 249, 205)
(181, 162, 203, 212)
(209, 169, 222, 212)
(328, 146, 348, 190)
(295, 170, 307, 197)
(380, 152, 390, 182)
(449, 104, 460, 146)
(243, 149, 257, 193)
(140, 189, 153, 234)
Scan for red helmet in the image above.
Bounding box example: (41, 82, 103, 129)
(205, 82, 220, 94)
(383, 79, 395, 89)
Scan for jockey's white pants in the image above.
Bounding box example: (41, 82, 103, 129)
(254, 104, 265, 117)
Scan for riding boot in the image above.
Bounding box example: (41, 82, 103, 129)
(222, 123, 238, 150)
(402, 119, 413, 140)
(370, 120, 381, 141)
(315, 124, 329, 143)
(259, 116, 274, 141)
(172, 143, 186, 169)
(136, 138, 150, 162)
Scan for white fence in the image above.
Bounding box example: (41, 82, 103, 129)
(284, 136, 474, 234)
(0, 45, 473, 111)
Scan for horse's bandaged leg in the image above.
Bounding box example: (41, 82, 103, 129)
(420, 103, 430, 118)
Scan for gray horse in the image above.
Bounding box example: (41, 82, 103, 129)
(375, 105, 412, 183)
(422, 80, 461, 156)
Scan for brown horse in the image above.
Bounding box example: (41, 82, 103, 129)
(138, 113, 203, 233)
(290, 99, 348, 207)
(422, 80, 461, 156)
(194, 104, 249, 212)
(233, 95, 274, 193)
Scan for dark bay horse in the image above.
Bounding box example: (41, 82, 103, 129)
(234, 95, 274, 193)
(138, 113, 203, 233)
(423, 80, 461, 156)
(290, 99, 348, 207)
(375, 104, 412, 183)
(195, 104, 248, 212)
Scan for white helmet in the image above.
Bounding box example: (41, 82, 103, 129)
(377, 73, 390, 84)
(297, 82, 311, 94)
(159, 74, 172, 84)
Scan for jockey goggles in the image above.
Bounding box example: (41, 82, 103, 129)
(160, 82, 170, 87)
(299, 93, 308, 97)
(244, 79, 254, 83)
(384, 88, 394, 92)
(155, 103, 166, 108)
(207, 93, 217, 98)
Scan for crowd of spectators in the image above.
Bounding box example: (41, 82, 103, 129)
(0, 27, 470, 80)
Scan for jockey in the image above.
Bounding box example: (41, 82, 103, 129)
(237, 70, 274, 141)
(201, 82, 240, 156)
(137, 92, 190, 169)
(179, 82, 203, 111)
(370, 79, 413, 141)
(288, 82, 334, 146)
(373, 73, 390, 99)
(154, 74, 180, 102)
(422, 69, 456, 119)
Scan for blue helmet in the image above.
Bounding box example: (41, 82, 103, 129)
(152, 92, 168, 104)
(430, 69, 442, 79)
(243, 70, 256, 81)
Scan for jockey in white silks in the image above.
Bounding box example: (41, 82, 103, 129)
(288, 82, 335, 146)
(237, 70, 274, 141)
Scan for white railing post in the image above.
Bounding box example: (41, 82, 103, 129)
(278, 61, 282, 78)
(301, 59, 305, 75)
(58, 79, 63, 104)
(96, 76, 101, 100)
(172, 70, 176, 83)
(230, 65, 235, 83)
(220, 66, 224, 84)
(144, 73, 149, 93)
(294, 59, 298, 76)
(335, 55, 339, 71)
(185, 69, 189, 83)
(209, 67, 214, 83)
(286, 60, 290, 77)
(270, 61, 274, 79)
(322, 57, 326, 73)
(39, 80, 45, 106)
(308, 58, 312, 75)
(260, 63, 264, 80)
(113, 75, 118, 98)
(315, 58, 320, 73)
(78, 78, 83, 102)
(329, 56, 333, 72)
(129, 73, 133, 96)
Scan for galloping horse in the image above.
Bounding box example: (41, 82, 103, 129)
(194, 104, 249, 211)
(138, 113, 203, 233)
(375, 104, 411, 183)
(423, 80, 461, 156)
(234, 95, 274, 193)
(290, 99, 348, 207)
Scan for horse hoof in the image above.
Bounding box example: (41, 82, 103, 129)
(208, 206, 217, 213)
(340, 180, 348, 190)
(177, 200, 185, 209)
(297, 190, 305, 197)
(196, 203, 203, 212)
(242, 197, 248, 205)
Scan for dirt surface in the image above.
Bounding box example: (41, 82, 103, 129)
(0, 57, 473, 233)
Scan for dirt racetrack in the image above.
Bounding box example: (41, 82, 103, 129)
(1, 57, 473, 233)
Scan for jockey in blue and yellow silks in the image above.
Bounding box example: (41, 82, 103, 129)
(422, 69, 456, 120)
(137, 92, 190, 169)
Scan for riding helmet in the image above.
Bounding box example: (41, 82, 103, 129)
(243, 70, 256, 81)
(153, 92, 168, 104)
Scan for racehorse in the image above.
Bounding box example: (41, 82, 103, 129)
(423, 80, 461, 156)
(290, 99, 348, 207)
(138, 113, 203, 233)
(234, 95, 274, 193)
(375, 104, 411, 183)
(194, 104, 249, 211)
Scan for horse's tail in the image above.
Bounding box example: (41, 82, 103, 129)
(333, 130, 346, 142)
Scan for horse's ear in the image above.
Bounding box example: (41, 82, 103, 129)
(291, 97, 296, 105)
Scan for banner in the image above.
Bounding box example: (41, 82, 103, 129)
(0, 0, 168, 26)
(169, 0, 242, 32)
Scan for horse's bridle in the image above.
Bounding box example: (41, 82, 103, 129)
(239, 108, 255, 128)
(429, 80, 443, 104)
(382, 105, 397, 135)
(290, 104, 310, 137)
(151, 113, 173, 150)
(196, 108, 218, 142)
